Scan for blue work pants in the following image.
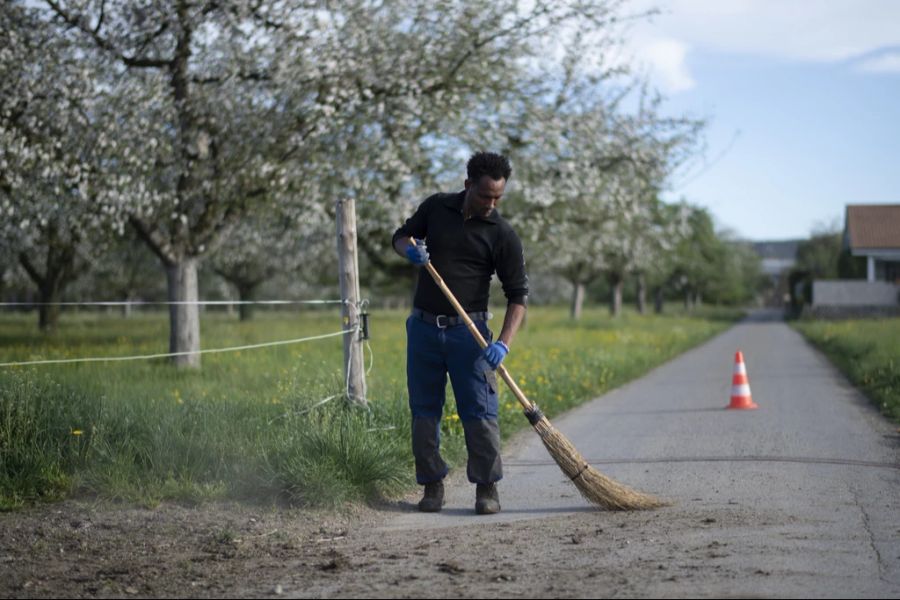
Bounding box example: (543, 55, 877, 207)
(406, 314, 502, 485)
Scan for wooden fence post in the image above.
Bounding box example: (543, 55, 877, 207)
(336, 198, 367, 406)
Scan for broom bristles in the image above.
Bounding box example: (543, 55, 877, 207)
(533, 416, 667, 511)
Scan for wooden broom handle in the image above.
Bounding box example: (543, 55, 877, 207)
(409, 238, 535, 413)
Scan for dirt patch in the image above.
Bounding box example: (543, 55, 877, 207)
(0, 492, 762, 598)
(0, 498, 379, 598)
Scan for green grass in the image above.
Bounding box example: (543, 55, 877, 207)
(0, 306, 740, 510)
(793, 317, 900, 422)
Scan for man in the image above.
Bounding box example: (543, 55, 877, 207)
(392, 151, 528, 515)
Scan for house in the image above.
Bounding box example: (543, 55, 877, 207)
(844, 204, 900, 283)
(811, 204, 900, 315)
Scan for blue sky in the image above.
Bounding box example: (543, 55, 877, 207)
(622, 0, 900, 241)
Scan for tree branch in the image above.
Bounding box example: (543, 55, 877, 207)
(192, 70, 272, 85)
(129, 215, 175, 266)
(195, 204, 243, 256)
(44, 0, 172, 68)
(18, 252, 46, 288)
(92, 0, 105, 35)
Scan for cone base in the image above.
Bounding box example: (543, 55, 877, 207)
(727, 396, 758, 410)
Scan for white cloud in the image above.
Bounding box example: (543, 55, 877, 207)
(635, 38, 696, 93)
(856, 52, 900, 74)
(625, 0, 900, 63)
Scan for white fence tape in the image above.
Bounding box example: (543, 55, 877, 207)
(0, 298, 372, 417)
(0, 328, 355, 368)
(0, 299, 346, 307)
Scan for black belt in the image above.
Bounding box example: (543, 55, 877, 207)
(412, 308, 491, 328)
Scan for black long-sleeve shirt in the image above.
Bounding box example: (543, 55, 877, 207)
(392, 190, 529, 315)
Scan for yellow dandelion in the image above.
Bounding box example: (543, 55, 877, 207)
(71, 429, 83, 436)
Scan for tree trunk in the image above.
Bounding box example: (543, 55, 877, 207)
(38, 282, 62, 332)
(636, 273, 647, 315)
(220, 280, 236, 318)
(609, 276, 623, 317)
(19, 247, 75, 333)
(570, 282, 585, 320)
(236, 282, 258, 322)
(166, 257, 201, 368)
(610, 279, 625, 317)
(654, 286, 664, 314)
(121, 293, 134, 318)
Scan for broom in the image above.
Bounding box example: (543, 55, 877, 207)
(414, 239, 665, 510)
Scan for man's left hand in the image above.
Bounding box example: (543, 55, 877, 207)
(483, 341, 509, 370)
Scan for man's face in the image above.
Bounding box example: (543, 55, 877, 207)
(464, 175, 506, 218)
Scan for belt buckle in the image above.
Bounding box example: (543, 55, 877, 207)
(435, 314, 449, 329)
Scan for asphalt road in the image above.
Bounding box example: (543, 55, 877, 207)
(380, 309, 900, 597)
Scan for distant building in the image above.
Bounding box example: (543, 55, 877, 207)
(812, 204, 900, 315)
(753, 240, 801, 279)
(844, 204, 900, 283)
(752, 240, 801, 306)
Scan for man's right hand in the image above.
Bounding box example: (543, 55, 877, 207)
(405, 239, 429, 265)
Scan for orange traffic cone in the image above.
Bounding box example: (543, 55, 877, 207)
(727, 351, 758, 410)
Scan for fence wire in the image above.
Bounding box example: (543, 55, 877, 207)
(0, 299, 346, 307)
(0, 328, 356, 368)
(1, 298, 374, 419)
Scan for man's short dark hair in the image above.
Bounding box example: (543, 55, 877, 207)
(467, 152, 512, 182)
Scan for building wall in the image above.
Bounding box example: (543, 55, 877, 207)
(812, 280, 900, 307)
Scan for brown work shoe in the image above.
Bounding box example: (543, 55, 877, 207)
(418, 481, 444, 512)
(475, 483, 500, 515)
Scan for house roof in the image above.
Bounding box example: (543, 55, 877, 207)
(845, 205, 900, 249)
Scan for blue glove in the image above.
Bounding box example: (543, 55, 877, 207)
(405, 238, 429, 265)
(483, 341, 509, 370)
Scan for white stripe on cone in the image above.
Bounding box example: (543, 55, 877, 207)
(731, 384, 752, 397)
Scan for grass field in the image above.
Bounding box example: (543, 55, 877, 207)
(792, 317, 900, 423)
(0, 306, 741, 510)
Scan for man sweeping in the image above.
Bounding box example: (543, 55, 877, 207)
(392, 151, 528, 514)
